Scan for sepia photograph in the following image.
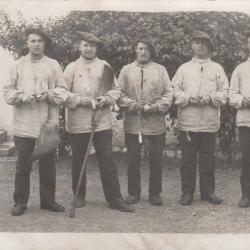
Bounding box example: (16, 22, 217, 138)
(1, 0, 250, 249)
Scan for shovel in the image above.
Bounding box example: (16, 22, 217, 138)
(69, 106, 102, 218)
(69, 63, 115, 218)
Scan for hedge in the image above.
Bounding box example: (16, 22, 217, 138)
(1, 10, 250, 160)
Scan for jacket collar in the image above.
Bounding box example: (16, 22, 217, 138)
(26, 54, 46, 63)
(135, 60, 153, 68)
(192, 57, 211, 64)
(79, 56, 98, 64)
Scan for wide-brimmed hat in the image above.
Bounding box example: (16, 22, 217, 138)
(24, 27, 52, 48)
(76, 31, 103, 46)
(134, 34, 157, 59)
(192, 30, 215, 51)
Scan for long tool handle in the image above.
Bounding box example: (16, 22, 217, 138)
(69, 107, 103, 218)
(69, 129, 95, 218)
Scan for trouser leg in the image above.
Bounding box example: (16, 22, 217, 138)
(39, 151, 56, 206)
(178, 131, 199, 195)
(239, 127, 250, 198)
(148, 133, 165, 195)
(93, 130, 122, 202)
(199, 132, 216, 196)
(13, 136, 35, 205)
(70, 133, 89, 200)
(125, 133, 142, 196)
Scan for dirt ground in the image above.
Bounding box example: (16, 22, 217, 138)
(0, 153, 249, 233)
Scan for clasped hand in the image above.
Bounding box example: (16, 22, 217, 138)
(189, 95, 211, 106)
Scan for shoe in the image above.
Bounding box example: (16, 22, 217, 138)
(76, 198, 85, 208)
(41, 202, 65, 212)
(149, 194, 163, 206)
(11, 204, 27, 216)
(109, 198, 134, 212)
(180, 193, 193, 206)
(201, 193, 223, 205)
(126, 194, 140, 204)
(238, 197, 250, 208)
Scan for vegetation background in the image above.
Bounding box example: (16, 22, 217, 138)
(1, 10, 250, 161)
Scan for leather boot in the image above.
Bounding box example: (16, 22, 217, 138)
(109, 198, 134, 212)
(11, 204, 27, 216)
(201, 193, 223, 204)
(180, 193, 193, 206)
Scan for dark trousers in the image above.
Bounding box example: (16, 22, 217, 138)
(239, 127, 250, 198)
(13, 136, 56, 206)
(125, 133, 165, 196)
(178, 131, 216, 196)
(70, 130, 121, 203)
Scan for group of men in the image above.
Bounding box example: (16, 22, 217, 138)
(3, 27, 250, 217)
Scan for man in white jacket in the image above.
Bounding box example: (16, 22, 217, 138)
(64, 31, 133, 212)
(172, 30, 229, 206)
(229, 32, 250, 208)
(118, 35, 173, 206)
(3, 27, 68, 216)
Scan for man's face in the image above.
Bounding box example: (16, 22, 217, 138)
(79, 40, 97, 60)
(192, 39, 210, 59)
(135, 42, 151, 64)
(26, 33, 45, 56)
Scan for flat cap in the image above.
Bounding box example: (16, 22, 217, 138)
(76, 31, 103, 45)
(25, 27, 52, 48)
(192, 30, 215, 50)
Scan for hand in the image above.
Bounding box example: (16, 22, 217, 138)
(67, 95, 81, 110)
(95, 96, 107, 108)
(34, 92, 48, 102)
(143, 104, 158, 113)
(200, 95, 211, 105)
(175, 96, 186, 105)
(189, 96, 202, 105)
(129, 103, 142, 113)
(21, 93, 35, 104)
(80, 97, 92, 107)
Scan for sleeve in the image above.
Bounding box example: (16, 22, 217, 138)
(171, 66, 190, 108)
(3, 63, 25, 105)
(210, 65, 229, 107)
(105, 76, 121, 105)
(63, 63, 82, 108)
(117, 67, 136, 109)
(47, 61, 69, 105)
(229, 67, 243, 109)
(155, 67, 174, 113)
(101, 62, 121, 105)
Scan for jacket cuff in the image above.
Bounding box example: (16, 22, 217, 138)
(105, 95, 114, 106)
(210, 93, 224, 107)
(47, 88, 69, 105)
(175, 93, 190, 108)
